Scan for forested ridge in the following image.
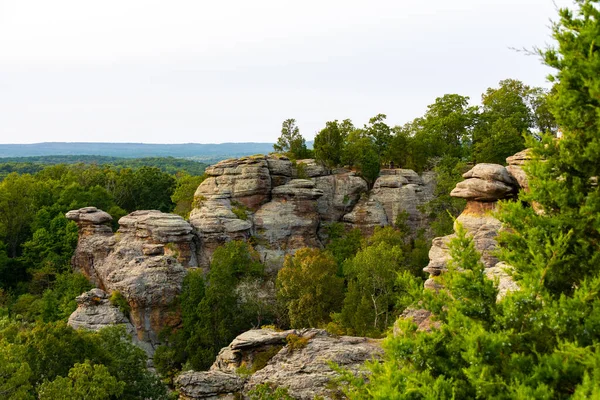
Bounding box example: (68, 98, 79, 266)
(2, 1, 600, 399)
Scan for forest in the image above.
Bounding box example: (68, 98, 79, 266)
(1, 0, 600, 398)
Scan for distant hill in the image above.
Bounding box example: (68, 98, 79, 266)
(0, 155, 208, 180)
(0, 142, 288, 163)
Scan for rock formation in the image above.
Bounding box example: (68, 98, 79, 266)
(175, 328, 382, 400)
(189, 156, 434, 269)
(67, 208, 195, 355)
(424, 159, 525, 299)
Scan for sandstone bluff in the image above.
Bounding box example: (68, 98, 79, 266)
(65, 152, 529, 398)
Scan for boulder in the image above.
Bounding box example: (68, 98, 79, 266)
(267, 155, 294, 187)
(68, 288, 154, 357)
(68, 288, 134, 332)
(312, 172, 368, 222)
(176, 329, 383, 400)
(196, 156, 272, 210)
(295, 159, 329, 177)
(176, 370, 244, 400)
(506, 149, 533, 191)
(450, 164, 518, 201)
(342, 196, 388, 235)
(370, 170, 434, 231)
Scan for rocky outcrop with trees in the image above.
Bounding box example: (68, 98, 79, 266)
(423, 157, 529, 297)
(190, 154, 434, 270)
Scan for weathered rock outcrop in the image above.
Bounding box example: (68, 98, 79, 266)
(424, 157, 525, 299)
(67, 208, 195, 355)
(175, 329, 382, 400)
(68, 288, 134, 333)
(253, 180, 324, 270)
(195, 156, 273, 211)
(67, 288, 154, 356)
(189, 157, 433, 269)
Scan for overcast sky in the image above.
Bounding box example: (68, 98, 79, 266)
(0, 0, 572, 144)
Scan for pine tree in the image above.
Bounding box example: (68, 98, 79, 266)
(341, 2, 600, 398)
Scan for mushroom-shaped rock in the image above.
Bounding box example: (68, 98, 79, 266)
(66, 207, 113, 235)
(451, 164, 517, 201)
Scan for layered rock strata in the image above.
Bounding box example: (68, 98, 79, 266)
(67, 208, 195, 354)
(190, 156, 434, 269)
(175, 328, 382, 400)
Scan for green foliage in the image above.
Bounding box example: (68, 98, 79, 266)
(277, 248, 344, 328)
(38, 360, 125, 400)
(0, 321, 167, 399)
(248, 383, 294, 400)
(420, 156, 468, 237)
(285, 333, 309, 352)
(273, 119, 311, 160)
(156, 241, 267, 373)
(231, 201, 250, 221)
(323, 223, 362, 273)
(343, 3, 600, 397)
(109, 290, 131, 316)
(171, 173, 207, 218)
(314, 119, 354, 167)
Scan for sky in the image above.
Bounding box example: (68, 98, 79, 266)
(0, 0, 573, 144)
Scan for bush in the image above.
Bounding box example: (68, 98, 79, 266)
(109, 291, 130, 316)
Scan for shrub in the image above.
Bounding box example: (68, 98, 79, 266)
(109, 291, 130, 316)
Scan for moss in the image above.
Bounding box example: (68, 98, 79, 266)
(109, 290, 131, 316)
(251, 345, 283, 373)
(192, 195, 207, 209)
(164, 242, 180, 259)
(231, 201, 250, 221)
(286, 334, 309, 352)
(295, 162, 308, 179)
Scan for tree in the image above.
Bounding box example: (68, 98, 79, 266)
(0, 341, 34, 400)
(171, 173, 207, 218)
(273, 119, 311, 160)
(342, 131, 380, 185)
(339, 240, 405, 337)
(277, 248, 344, 328)
(156, 241, 267, 372)
(37, 361, 125, 400)
(0, 173, 39, 257)
(472, 79, 552, 164)
(343, 2, 600, 396)
(314, 119, 354, 167)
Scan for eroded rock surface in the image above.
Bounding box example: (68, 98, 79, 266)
(253, 180, 324, 270)
(175, 329, 382, 400)
(424, 157, 524, 297)
(67, 209, 195, 355)
(188, 156, 434, 270)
